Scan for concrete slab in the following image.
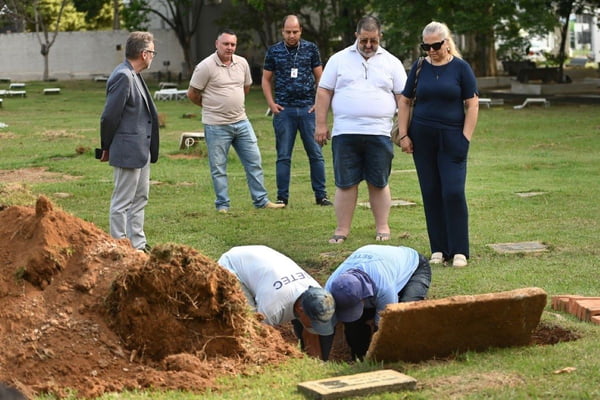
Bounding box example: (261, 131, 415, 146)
(179, 132, 205, 149)
(359, 199, 416, 209)
(43, 88, 61, 95)
(513, 97, 550, 109)
(516, 191, 546, 197)
(7, 90, 26, 97)
(367, 287, 547, 363)
(477, 76, 512, 89)
(511, 81, 598, 95)
(297, 369, 416, 399)
(487, 241, 548, 254)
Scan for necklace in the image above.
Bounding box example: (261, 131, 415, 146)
(284, 41, 301, 67)
(431, 55, 453, 79)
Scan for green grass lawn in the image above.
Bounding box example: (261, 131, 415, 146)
(1, 80, 599, 399)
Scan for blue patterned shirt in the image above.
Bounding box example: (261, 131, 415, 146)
(263, 39, 322, 107)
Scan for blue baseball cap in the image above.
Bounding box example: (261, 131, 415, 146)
(330, 272, 365, 322)
(300, 287, 336, 336)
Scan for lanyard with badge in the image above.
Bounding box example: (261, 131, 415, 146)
(286, 41, 300, 78)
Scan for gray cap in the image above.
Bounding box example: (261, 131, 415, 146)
(300, 287, 336, 335)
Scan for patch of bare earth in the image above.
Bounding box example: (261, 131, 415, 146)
(0, 196, 300, 399)
(0, 181, 581, 399)
(0, 167, 80, 184)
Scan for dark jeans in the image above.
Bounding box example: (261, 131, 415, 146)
(343, 254, 432, 360)
(410, 121, 470, 259)
(273, 106, 326, 200)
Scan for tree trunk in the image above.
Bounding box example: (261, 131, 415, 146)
(557, 7, 572, 83)
(43, 52, 49, 81)
(113, 0, 120, 30)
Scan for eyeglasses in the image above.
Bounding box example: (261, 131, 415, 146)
(420, 40, 445, 52)
(144, 49, 157, 56)
(358, 37, 379, 46)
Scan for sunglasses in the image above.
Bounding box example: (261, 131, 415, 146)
(420, 40, 445, 51)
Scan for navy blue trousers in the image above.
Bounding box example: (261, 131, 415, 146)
(410, 121, 470, 260)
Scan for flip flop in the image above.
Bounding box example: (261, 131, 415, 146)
(375, 232, 391, 241)
(328, 234, 347, 244)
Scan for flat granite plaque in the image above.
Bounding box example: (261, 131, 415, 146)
(488, 241, 548, 253)
(359, 199, 416, 208)
(297, 369, 416, 399)
(515, 191, 546, 197)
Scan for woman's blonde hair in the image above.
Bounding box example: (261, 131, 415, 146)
(423, 21, 462, 59)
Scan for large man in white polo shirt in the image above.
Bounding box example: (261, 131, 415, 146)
(187, 29, 284, 213)
(315, 16, 407, 244)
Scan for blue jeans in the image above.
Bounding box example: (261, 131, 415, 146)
(398, 254, 432, 302)
(273, 106, 326, 200)
(204, 120, 269, 209)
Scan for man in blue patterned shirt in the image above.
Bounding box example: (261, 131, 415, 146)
(262, 15, 332, 207)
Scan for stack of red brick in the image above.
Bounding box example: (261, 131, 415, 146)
(551, 295, 600, 325)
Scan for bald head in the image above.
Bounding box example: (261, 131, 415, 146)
(282, 15, 302, 47)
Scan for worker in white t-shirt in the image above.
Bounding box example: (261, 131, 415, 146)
(218, 245, 336, 360)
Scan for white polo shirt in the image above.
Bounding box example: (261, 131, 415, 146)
(319, 42, 406, 136)
(217, 245, 321, 326)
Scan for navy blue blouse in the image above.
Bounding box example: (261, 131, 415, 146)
(402, 57, 478, 129)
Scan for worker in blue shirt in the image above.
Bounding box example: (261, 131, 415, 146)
(325, 244, 431, 360)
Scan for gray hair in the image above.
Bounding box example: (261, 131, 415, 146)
(423, 21, 462, 58)
(125, 31, 154, 59)
(356, 15, 381, 34)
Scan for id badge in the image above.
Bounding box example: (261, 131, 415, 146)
(290, 68, 298, 78)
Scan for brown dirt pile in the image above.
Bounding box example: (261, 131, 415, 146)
(0, 196, 300, 399)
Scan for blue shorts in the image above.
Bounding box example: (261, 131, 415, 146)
(332, 134, 394, 188)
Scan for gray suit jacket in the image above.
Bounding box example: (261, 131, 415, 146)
(100, 60, 159, 168)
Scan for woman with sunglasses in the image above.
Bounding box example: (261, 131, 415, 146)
(396, 21, 479, 268)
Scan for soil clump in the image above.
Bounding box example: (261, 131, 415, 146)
(0, 196, 300, 399)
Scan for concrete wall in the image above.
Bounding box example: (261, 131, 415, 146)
(0, 30, 185, 81)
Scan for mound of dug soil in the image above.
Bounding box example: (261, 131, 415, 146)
(0, 196, 300, 399)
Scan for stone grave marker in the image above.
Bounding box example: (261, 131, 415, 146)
(359, 199, 416, 209)
(488, 241, 548, 254)
(298, 369, 416, 399)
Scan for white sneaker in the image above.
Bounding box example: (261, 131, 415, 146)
(430, 252, 444, 264)
(453, 254, 468, 268)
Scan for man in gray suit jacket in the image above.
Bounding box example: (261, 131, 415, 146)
(100, 31, 160, 253)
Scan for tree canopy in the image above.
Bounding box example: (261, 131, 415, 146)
(2, 0, 598, 78)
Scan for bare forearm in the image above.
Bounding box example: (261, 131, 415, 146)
(314, 87, 333, 146)
(187, 87, 203, 107)
(463, 97, 479, 140)
(315, 88, 332, 126)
